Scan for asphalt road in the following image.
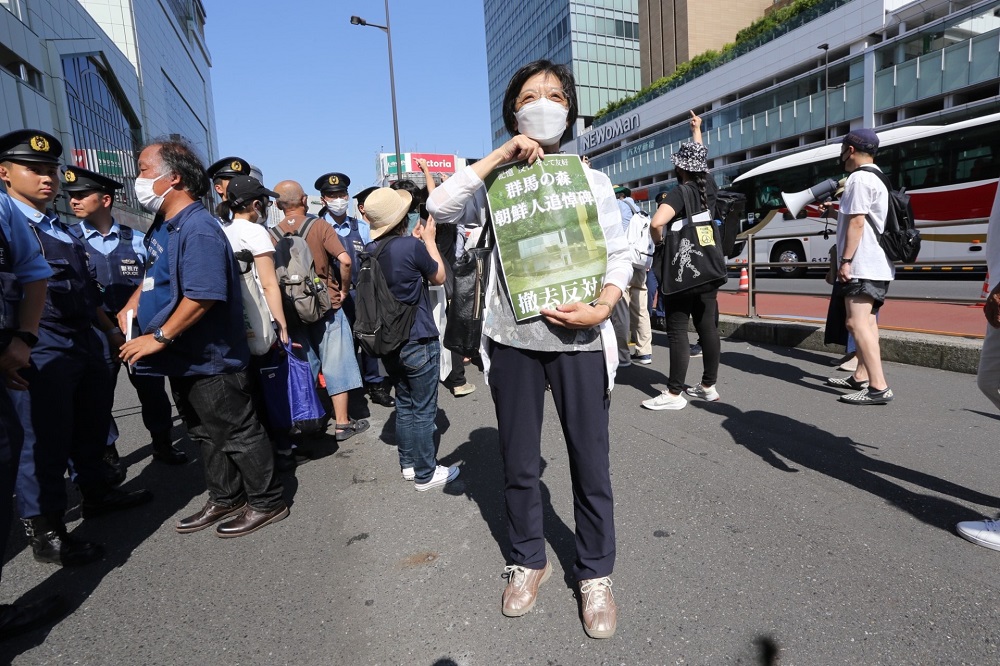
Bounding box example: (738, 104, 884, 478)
(3, 333, 999, 665)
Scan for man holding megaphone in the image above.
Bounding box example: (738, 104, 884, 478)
(820, 129, 895, 406)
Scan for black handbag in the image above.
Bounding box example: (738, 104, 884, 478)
(443, 219, 492, 356)
(654, 183, 727, 297)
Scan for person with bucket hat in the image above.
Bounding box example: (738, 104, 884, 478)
(0, 129, 153, 566)
(643, 141, 724, 411)
(360, 187, 457, 490)
(64, 166, 186, 472)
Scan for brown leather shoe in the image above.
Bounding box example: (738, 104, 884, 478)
(579, 576, 617, 639)
(215, 504, 289, 538)
(501, 562, 551, 617)
(175, 500, 247, 534)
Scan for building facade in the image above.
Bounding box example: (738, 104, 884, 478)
(483, 0, 642, 148)
(0, 0, 216, 227)
(581, 0, 1000, 209)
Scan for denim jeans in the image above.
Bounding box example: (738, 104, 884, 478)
(170, 371, 284, 511)
(382, 339, 440, 483)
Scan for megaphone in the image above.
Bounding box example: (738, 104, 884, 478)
(781, 178, 842, 218)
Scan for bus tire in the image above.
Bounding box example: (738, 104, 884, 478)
(771, 242, 806, 279)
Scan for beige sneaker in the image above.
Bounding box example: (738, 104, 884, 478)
(451, 382, 476, 397)
(501, 562, 551, 617)
(579, 576, 617, 639)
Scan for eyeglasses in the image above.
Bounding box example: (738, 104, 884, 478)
(515, 87, 569, 108)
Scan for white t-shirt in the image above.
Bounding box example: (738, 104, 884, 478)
(987, 185, 1000, 292)
(837, 165, 894, 281)
(221, 217, 274, 261)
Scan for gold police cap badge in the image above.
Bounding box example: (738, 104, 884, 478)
(30, 136, 50, 152)
(329, 175, 339, 186)
(231, 160, 243, 172)
(64, 169, 77, 183)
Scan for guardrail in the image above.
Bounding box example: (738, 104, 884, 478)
(723, 229, 988, 318)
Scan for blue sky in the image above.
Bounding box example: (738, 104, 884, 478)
(204, 0, 491, 194)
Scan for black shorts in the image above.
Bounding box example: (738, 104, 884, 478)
(840, 278, 890, 313)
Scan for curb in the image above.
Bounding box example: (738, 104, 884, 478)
(715, 315, 983, 375)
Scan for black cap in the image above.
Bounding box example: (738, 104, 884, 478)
(0, 130, 62, 165)
(61, 166, 123, 193)
(354, 186, 377, 207)
(842, 129, 879, 155)
(315, 172, 350, 194)
(226, 175, 278, 207)
(207, 156, 252, 180)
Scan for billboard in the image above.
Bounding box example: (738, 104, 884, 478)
(380, 152, 460, 177)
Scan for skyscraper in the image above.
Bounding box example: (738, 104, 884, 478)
(483, 0, 642, 148)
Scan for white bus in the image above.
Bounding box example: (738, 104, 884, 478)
(728, 112, 999, 278)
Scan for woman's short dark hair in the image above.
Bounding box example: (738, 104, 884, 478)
(146, 138, 209, 199)
(502, 60, 578, 138)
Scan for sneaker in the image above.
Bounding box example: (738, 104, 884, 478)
(826, 375, 869, 390)
(956, 518, 1000, 551)
(451, 383, 476, 397)
(631, 354, 652, 365)
(501, 562, 552, 617)
(641, 390, 687, 411)
(579, 577, 617, 639)
(401, 467, 415, 481)
(689, 344, 702, 358)
(838, 356, 859, 372)
(839, 387, 893, 405)
(684, 384, 720, 401)
(414, 465, 460, 491)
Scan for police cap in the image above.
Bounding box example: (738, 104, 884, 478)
(0, 129, 62, 165)
(61, 166, 123, 194)
(354, 186, 377, 207)
(315, 172, 350, 194)
(207, 156, 252, 180)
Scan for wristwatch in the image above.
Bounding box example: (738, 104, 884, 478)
(153, 328, 174, 345)
(13, 331, 38, 348)
(839, 256, 854, 265)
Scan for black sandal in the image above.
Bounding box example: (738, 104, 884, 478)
(335, 418, 370, 441)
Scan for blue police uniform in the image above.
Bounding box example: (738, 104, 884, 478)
(69, 220, 173, 447)
(8, 198, 118, 519)
(0, 191, 52, 580)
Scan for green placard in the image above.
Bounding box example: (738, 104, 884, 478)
(485, 155, 607, 322)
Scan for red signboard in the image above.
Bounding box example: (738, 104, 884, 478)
(409, 152, 456, 173)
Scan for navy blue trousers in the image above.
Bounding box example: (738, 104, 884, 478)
(0, 387, 23, 582)
(487, 343, 616, 582)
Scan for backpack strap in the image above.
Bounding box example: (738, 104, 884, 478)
(268, 226, 283, 244)
(298, 215, 318, 240)
(855, 165, 893, 236)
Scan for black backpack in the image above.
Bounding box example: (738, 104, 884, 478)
(353, 237, 417, 358)
(713, 189, 746, 259)
(857, 165, 921, 264)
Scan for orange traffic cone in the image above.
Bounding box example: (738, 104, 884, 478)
(738, 267, 749, 292)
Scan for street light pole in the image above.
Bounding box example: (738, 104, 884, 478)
(818, 43, 829, 145)
(351, 1, 402, 183)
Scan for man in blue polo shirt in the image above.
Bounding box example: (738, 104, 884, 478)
(118, 139, 287, 538)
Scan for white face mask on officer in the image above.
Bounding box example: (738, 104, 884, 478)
(325, 197, 349, 216)
(515, 98, 569, 145)
(134, 173, 172, 214)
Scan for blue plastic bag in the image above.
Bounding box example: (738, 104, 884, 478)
(259, 342, 328, 435)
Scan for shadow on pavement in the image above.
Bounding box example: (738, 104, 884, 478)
(700, 401, 1000, 531)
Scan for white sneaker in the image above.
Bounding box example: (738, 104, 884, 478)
(956, 518, 1000, 551)
(641, 390, 686, 410)
(401, 467, 415, 481)
(684, 384, 720, 401)
(414, 465, 460, 491)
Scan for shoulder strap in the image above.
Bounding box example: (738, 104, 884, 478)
(119, 226, 133, 241)
(677, 182, 704, 219)
(372, 235, 396, 261)
(298, 215, 317, 240)
(855, 165, 894, 236)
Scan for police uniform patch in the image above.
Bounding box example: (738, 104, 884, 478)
(64, 170, 77, 183)
(30, 136, 49, 152)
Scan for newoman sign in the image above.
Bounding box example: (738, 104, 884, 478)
(579, 113, 640, 151)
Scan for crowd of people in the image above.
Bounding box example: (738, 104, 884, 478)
(0, 56, 996, 645)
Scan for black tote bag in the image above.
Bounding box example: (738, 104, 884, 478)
(443, 219, 492, 356)
(654, 183, 727, 297)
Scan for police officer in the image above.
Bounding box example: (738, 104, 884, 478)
(315, 172, 394, 407)
(63, 167, 186, 469)
(0, 130, 152, 566)
(0, 186, 64, 637)
(208, 156, 252, 222)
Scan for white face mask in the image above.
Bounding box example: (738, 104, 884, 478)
(134, 173, 172, 213)
(515, 98, 569, 145)
(325, 198, 349, 216)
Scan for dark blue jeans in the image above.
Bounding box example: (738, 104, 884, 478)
(382, 339, 440, 483)
(170, 371, 284, 511)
